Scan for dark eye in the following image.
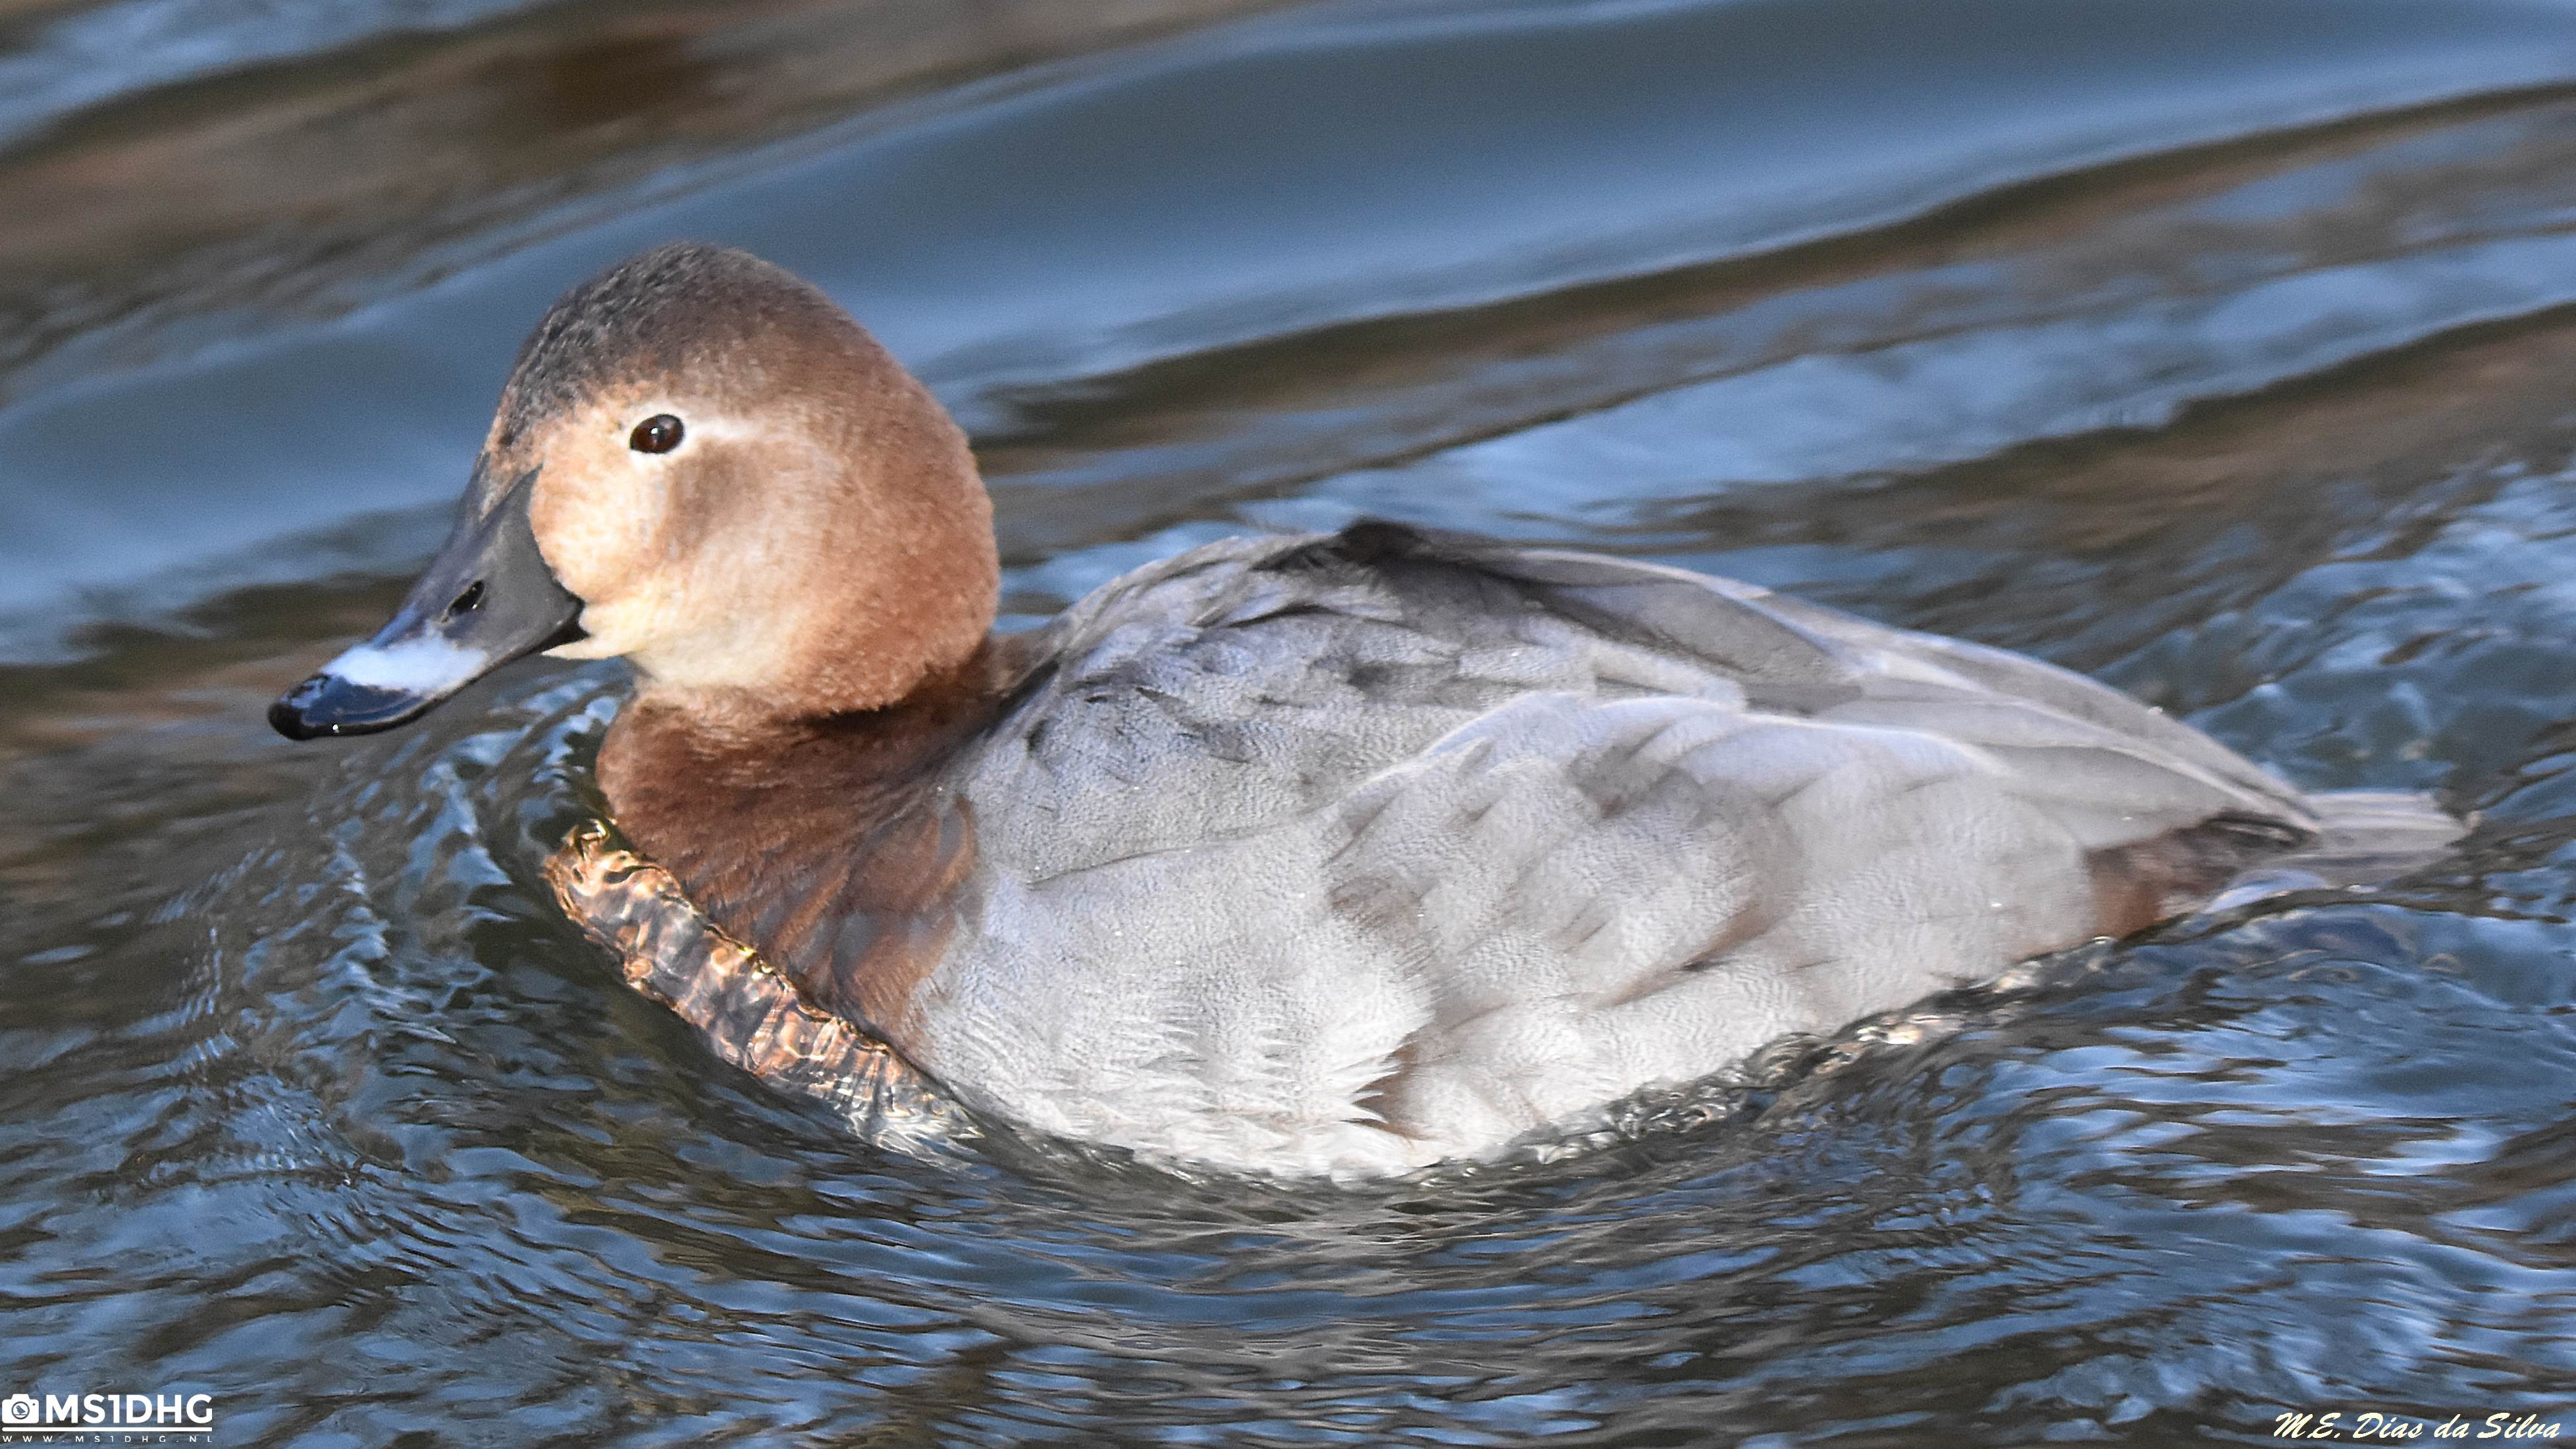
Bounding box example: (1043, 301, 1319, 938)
(629, 414, 685, 454)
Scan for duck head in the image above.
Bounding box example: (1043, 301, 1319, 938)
(270, 243, 999, 740)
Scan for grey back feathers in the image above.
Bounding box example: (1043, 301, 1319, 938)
(903, 523, 2452, 1176)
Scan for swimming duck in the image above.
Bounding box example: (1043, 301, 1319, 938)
(271, 243, 2461, 1177)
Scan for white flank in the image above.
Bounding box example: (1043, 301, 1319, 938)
(323, 633, 486, 693)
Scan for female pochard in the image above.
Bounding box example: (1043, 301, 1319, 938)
(272, 243, 2460, 1178)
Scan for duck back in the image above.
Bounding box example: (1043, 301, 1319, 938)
(602, 522, 2456, 1177)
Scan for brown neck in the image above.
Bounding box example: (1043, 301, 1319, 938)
(592, 635, 1031, 1043)
(749, 454, 1000, 722)
(766, 349, 1002, 720)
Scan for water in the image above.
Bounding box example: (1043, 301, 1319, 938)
(5, 0, 2576, 1442)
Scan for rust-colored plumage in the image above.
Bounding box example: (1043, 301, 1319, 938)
(596, 637, 1037, 1051)
(543, 820, 965, 1147)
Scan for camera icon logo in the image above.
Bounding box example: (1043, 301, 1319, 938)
(2, 1394, 37, 1425)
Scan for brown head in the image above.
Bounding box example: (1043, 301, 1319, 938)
(269, 244, 999, 739)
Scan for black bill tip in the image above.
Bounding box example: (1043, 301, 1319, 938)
(267, 670, 445, 740)
(268, 462, 585, 745)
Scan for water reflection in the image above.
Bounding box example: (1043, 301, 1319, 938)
(0, 0, 1294, 397)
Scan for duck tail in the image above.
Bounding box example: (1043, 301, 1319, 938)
(2210, 790, 2467, 909)
(2290, 790, 2469, 885)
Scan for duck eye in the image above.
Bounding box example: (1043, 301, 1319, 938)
(629, 414, 685, 454)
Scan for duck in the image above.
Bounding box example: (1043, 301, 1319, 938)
(270, 242, 2463, 1178)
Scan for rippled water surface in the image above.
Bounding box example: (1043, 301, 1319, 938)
(7, 0, 2576, 1442)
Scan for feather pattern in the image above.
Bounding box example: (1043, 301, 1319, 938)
(833, 522, 2430, 1176)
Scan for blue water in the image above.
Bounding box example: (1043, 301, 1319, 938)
(4, 0, 2576, 1442)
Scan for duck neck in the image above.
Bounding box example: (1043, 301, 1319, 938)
(599, 635, 1018, 816)
(657, 484, 1001, 728)
(591, 637, 1027, 1034)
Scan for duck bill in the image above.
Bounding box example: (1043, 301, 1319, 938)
(269, 466, 585, 740)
